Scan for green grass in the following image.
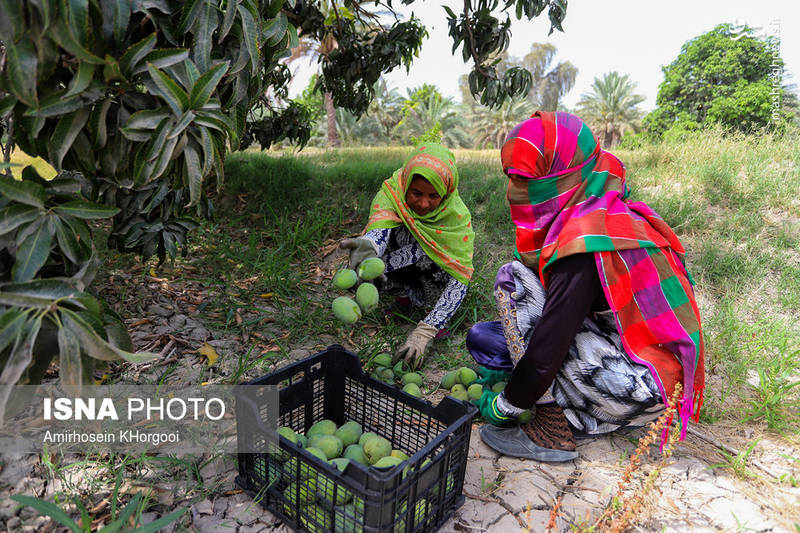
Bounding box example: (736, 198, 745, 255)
(217, 130, 800, 433)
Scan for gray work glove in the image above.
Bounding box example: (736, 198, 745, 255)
(339, 237, 379, 270)
(393, 320, 438, 370)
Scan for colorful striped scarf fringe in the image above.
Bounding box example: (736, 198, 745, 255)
(502, 111, 705, 442)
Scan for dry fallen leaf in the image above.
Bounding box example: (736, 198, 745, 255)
(197, 343, 219, 366)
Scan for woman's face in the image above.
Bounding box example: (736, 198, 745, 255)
(405, 175, 442, 216)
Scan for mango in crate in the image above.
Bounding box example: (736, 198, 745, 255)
(372, 456, 403, 469)
(300, 504, 332, 532)
(332, 296, 362, 324)
(311, 435, 343, 460)
(359, 432, 379, 447)
(308, 419, 337, 437)
(355, 282, 379, 312)
(390, 449, 409, 461)
(335, 421, 363, 447)
(343, 444, 368, 465)
(284, 479, 317, 507)
(357, 257, 385, 281)
(332, 269, 358, 290)
(363, 436, 392, 465)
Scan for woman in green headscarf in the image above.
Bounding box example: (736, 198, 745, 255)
(340, 143, 475, 369)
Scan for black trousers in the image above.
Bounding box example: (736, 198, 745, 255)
(503, 253, 610, 409)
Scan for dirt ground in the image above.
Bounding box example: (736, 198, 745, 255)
(1, 265, 798, 532)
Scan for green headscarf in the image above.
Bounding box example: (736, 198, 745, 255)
(365, 143, 474, 284)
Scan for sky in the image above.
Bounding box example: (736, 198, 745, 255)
(288, 0, 800, 112)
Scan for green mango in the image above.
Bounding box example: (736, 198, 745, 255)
(335, 421, 363, 448)
(355, 282, 379, 312)
(363, 436, 392, 465)
(458, 367, 478, 386)
(332, 268, 358, 289)
(297, 434, 308, 448)
(440, 371, 458, 390)
(390, 449, 409, 461)
(343, 444, 368, 465)
(283, 479, 317, 507)
(372, 353, 393, 368)
(305, 447, 329, 463)
(450, 389, 469, 402)
(311, 435, 343, 460)
(518, 410, 532, 424)
(376, 367, 394, 381)
(401, 372, 423, 387)
(467, 383, 483, 400)
(359, 431, 379, 447)
(300, 504, 331, 532)
(330, 457, 350, 472)
(492, 381, 507, 393)
(450, 384, 466, 394)
(402, 382, 422, 397)
(332, 296, 362, 324)
(307, 419, 337, 437)
(278, 426, 298, 444)
(372, 455, 403, 468)
(357, 257, 385, 280)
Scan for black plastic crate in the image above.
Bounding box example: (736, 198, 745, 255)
(236, 344, 477, 533)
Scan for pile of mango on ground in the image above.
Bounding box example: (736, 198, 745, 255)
(275, 420, 440, 532)
(367, 354, 531, 422)
(331, 258, 386, 324)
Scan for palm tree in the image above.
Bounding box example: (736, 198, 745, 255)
(289, 34, 341, 147)
(577, 72, 646, 148)
(469, 97, 533, 148)
(393, 85, 471, 147)
(521, 43, 578, 111)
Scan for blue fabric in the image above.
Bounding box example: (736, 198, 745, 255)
(466, 321, 514, 371)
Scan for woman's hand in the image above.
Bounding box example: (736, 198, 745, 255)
(394, 321, 438, 370)
(339, 237, 379, 270)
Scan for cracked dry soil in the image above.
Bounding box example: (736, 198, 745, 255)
(1, 261, 798, 533)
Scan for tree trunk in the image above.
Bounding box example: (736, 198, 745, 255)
(325, 91, 340, 148)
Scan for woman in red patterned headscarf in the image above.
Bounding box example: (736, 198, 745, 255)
(468, 111, 704, 461)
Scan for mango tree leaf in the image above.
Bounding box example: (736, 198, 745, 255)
(57, 324, 83, 395)
(49, 22, 105, 64)
(101, 0, 132, 46)
(0, 95, 17, 118)
(192, 0, 218, 72)
(189, 62, 229, 110)
(49, 107, 91, 170)
(53, 200, 120, 219)
(88, 97, 112, 148)
(0, 279, 83, 300)
(65, 61, 95, 98)
(0, 316, 42, 425)
(0, 205, 41, 235)
(219, 0, 239, 42)
(264, 13, 288, 47)
(12, 221, 53, 282)
(5, 39, 38, 107)
(183, 143, 202, 207)
(0, 310, 28, 356)
(177, 0, 202, 34)
(168, 110, 196, 139)
(66, 0, 90, 47)
(0, 179, 46, 209)
(26, 92, 85, 118)
(132, 48, 189, 75)
(147, 64, 189, 115)
(61, 310, 156, 363)
(125, 109, 170, 130)
(53, 216, 82, 264)
(237, 4, 260, 69)
(119, 32, 157, 76)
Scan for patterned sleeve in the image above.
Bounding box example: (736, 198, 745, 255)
(424, 276, 468, 330)
(363, 228, 391, 257)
